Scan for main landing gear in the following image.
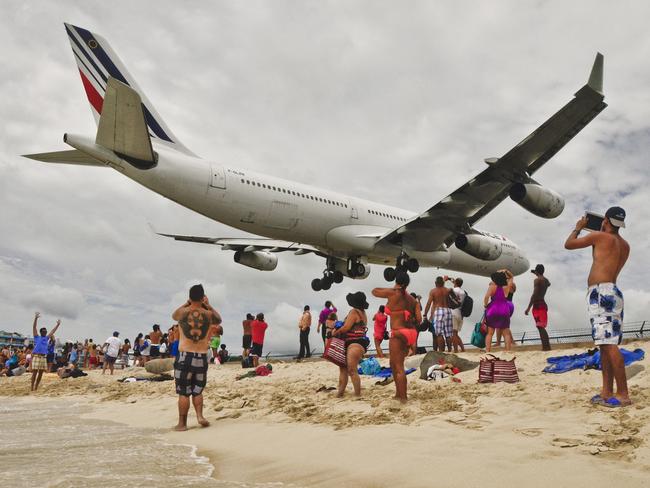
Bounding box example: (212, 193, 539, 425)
(310, 257, 365, 291)
(383, 253, 419, 282)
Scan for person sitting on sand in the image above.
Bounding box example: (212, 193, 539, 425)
(217, 344, 229, 364)
(331, 292, 370, 398)
(31, 312, 62, 392)
(372, 272, 421, 403)
(372, 305, 388, 358)
(171, 284, 222, 431)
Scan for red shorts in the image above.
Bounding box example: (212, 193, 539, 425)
(532, 303, 548, 328)
(89, 356, 98, 365)
(391, 328, 417, 346)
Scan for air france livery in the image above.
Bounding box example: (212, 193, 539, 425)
(25, 24, 606, 291)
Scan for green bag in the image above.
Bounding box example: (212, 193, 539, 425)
(471, 321, 486, 349)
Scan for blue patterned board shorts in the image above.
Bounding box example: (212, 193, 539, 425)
(174, 351, 208, 396)
(587, 283, 624, 346)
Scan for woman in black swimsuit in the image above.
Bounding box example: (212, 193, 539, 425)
(332, 292, 369, 397)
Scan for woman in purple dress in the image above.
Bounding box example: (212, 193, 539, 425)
(484, 271, 515, 352)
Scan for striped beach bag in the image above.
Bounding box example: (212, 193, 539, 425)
(478, 354, 519, 383)
(323, 337, 347, 367)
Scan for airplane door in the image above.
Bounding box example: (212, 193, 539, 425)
(210, 164, 226, 189)
(350, 205, 358, 219)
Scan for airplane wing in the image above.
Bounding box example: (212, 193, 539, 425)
(376, 53, 606, 253)
(155, 231, 326, 256)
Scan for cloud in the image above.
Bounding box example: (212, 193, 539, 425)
(22, 285, 85, 320)
(1, 1, 649, 351)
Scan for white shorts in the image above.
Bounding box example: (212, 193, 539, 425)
(587, 283, 624, 346)
(452, 314, 463, 332)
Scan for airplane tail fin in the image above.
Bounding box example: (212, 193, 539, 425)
(64, 22, 196, 156)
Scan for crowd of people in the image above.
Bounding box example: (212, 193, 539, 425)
(3, 207, 632, 422)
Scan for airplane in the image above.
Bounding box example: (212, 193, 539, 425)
(24, 24, 607, 291)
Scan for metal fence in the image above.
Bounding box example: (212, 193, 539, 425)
(511, 320, 646, 346)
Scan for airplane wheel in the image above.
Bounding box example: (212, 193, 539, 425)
(406, 258, 420, 273)
(333, 271, 344, 283)
(355, 263, 366, 277)
(383, 267, 396, 282)
(311, 279, 322, 292)
(321, 278, 332, 290)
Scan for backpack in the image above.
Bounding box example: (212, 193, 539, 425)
(461, 292, 474, 317)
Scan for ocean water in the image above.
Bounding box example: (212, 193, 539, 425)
(0, 399, 278, 487)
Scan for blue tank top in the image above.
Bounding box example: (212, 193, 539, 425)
(33, 335, 49, 355)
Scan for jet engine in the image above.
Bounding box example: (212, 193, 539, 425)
(509, 183, 564, 219)
(234, 250, 278, 271)
(455, 234, 503, 261)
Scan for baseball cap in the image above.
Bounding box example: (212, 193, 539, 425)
(531, 264, 545, 275)
(605, 206, 626, 228)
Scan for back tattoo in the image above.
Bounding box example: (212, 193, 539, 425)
(179, 308, 215, 343)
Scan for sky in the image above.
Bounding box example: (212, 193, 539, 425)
(1, 1, 649, 354)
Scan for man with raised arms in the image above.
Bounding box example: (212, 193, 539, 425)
(171, 284, 222, 430)
(565, 207, 631, 407)
(31, 312, 61, 391)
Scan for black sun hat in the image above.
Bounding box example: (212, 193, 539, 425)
(531, 264, 545, 275)
(346, 291, 369, 310)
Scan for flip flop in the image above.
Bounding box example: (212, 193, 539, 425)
(590, 394, 604, 404)
(601, 397, 630, 408)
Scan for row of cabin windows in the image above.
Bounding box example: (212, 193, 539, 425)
(368, 209, 407, 222)
(240, 179, 348, 208)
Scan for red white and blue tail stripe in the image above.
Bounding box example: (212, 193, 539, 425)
(64, 23, 195, 156)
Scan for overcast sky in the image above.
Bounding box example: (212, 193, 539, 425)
(1, 1, 649, 354)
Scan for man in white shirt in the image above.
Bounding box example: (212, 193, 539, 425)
(102, 331, 123, 375)
(451, 277, 466, 353)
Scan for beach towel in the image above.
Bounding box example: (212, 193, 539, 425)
(543, 348, 645, 373)
(358, 366, 416, 378)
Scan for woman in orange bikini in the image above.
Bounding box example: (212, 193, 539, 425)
(331, 292, 369, 398)
(372, 272, 421, 403)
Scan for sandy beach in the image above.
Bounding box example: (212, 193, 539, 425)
(2, 341, 649, 487)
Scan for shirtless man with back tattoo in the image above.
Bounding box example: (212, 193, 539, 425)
(171, 284, 222, 431)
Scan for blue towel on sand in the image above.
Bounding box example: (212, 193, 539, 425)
(543, 348, 644, 373)
(358, 366, 417, 377)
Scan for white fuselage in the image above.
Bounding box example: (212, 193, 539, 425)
(114, 142, 529, 277)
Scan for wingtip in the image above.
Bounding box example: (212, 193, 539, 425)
(587, 52, 604, 94)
